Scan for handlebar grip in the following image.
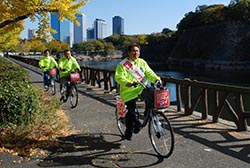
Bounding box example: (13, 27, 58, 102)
(132, 82, 138, 87)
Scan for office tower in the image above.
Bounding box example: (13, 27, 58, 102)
(112, 16, 124, 35)
(28, 28, 36, 39)
(94, 18, 107, 39)
(50, 13, 71, 45)
(87, 27, 95, 41)
(74, 13, 87, 44)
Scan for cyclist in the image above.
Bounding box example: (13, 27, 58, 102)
(115, 43, 162, 140)
(39, 49, 58, 90)
(58, 49, 81, 102)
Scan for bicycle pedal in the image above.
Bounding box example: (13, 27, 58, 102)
(156, 132, 161, 138)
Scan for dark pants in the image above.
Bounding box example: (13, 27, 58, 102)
(60, 76, 69, 96)
(125, 98, 141, 132)
(43, 72, 49, 87)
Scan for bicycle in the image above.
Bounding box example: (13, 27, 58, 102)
(43, 68, 56, 95)
(115, 82, 175, 158)
(60, 72, 80, 108)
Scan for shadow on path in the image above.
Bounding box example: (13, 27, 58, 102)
(39, 133, 164, 168)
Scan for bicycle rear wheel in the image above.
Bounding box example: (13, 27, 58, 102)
(115, 108, 126, 137)
(69, 84, 78, 108)
(148, 111, 174, 158)
(50, 78, 56, 95)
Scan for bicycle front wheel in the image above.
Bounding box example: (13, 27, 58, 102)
(148, 111, 174, 158)
(69, 84, 78, 108)
(115, 108, 126, 137)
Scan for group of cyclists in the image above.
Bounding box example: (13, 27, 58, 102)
(39, 44, 164, 141)
(38, 44, 174, 158)
(38, 49, 80, 102)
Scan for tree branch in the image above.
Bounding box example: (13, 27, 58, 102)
(0, 14, 32, 29)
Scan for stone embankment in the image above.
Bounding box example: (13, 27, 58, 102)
(74, 54, 123, 61)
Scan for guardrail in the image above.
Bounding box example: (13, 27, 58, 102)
(10, 55, 250, 131)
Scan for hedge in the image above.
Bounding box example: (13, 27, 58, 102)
(0, 57, 40, 126)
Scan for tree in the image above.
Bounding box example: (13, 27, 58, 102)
(0, 0, 88, 50)
(137, 34, 148, 44)
(47, 40, 70, 54)
(26, 38, 46, 53)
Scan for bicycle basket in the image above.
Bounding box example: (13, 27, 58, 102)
(154, 89, 170, 108)
(70, 73, 80, 82)
(49, 68, 57, 77)
(115, 96, 127, 118)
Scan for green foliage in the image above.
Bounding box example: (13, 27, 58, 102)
(0, 57, 40, 126)
(177, 1, 250, 35)
(104, 34, 135, 50)
(72, 39, 115, 55)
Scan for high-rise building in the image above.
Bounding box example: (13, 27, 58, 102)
(74, 13, 87, 44)
(28, 28, 36, 39)
(112, 16, 124, 35)
(87, 27, 95, 41)
(50, 13, 71, 45)
(94, 18, 107, 39)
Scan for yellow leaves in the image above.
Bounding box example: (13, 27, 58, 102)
(0, 0, 89, 50)
(0, 21, 24, 51)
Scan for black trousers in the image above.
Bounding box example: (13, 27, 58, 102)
(125, 98, 141, 132)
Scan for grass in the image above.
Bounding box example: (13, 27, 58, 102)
(0, 86, 75, 158)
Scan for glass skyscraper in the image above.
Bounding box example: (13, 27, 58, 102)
(50, 13, 71, 45)
(112, 16, 124, 35)
(74, 13, 87, 44)
(94, 18, 107, 39)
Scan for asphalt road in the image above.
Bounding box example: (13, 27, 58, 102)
(0, 58, 250, 168)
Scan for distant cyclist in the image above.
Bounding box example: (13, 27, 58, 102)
(39, 49, 58, 89)
(115, 43, 162, 140)
(58, 49, 81, 101)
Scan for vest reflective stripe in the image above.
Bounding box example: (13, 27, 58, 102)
(120, 59, 145, 84)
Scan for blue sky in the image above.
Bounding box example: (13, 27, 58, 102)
(21, 0, 231, 38)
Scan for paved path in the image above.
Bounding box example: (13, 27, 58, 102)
(1, 58, 250, 168)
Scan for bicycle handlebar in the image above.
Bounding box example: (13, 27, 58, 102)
(131, 81, 164, 90)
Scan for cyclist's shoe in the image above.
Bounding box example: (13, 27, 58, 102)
(60, 96, 64, 102)
(44, 85, 48, 90)
(124, 129, 132, 141)
(60, 96, 67, 103)
(134, 121, 142, 134)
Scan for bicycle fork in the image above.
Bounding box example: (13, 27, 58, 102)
(151, 112, 163, 138)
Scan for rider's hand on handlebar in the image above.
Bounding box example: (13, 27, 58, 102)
(126, 82, 134, 87)
(59, 68, 67, 72)
(155, 80, 163, 88)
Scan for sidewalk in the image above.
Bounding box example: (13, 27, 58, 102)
(1, 58, 250, 168)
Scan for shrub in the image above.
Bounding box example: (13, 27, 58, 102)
(0, 57, 40, 126)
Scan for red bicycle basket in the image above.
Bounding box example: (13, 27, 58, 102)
(116, 96, 127, 118)
(154, 89, 170, 108)
(70, 73, 80, 82)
